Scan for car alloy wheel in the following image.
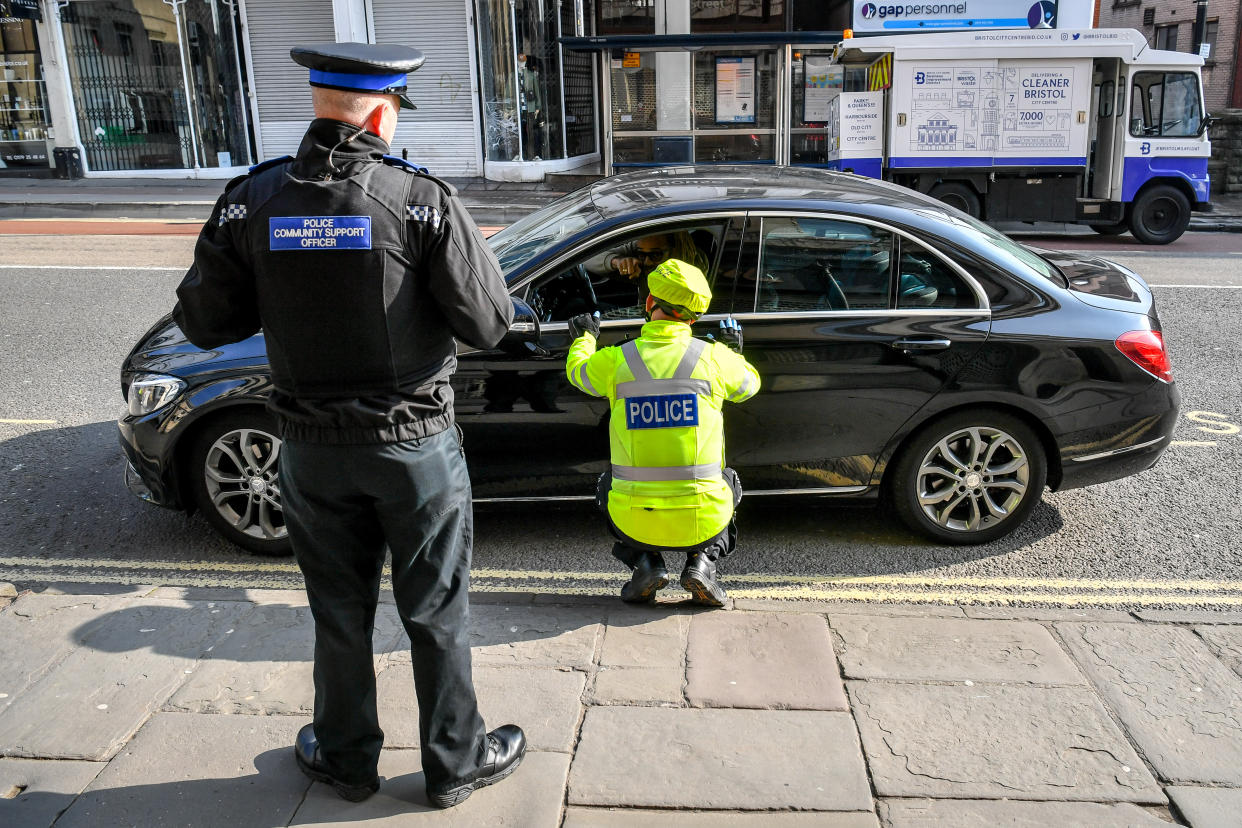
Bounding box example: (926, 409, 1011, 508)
(189, 410, 291, 555)
(891, 410, 1047, 544)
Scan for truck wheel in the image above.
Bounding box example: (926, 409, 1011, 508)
(1090, 222, 1128, 236)
(928, 183, 982, 219)
(1128, 185, 1191, 245)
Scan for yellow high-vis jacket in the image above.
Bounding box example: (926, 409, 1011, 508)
(566, 319, 760, 548)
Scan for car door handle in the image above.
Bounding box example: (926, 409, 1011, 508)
(890, 337, 952, 352)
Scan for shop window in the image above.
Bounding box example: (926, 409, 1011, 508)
(61, 0, 252, 171)
(896, 239, 975, 310)
(0, 16, 52, 170)
(598, 0, 655, 34)
(691, 0, 784, 32)
(756, 217, 893, 312)
(1129, 71, 1203, 137)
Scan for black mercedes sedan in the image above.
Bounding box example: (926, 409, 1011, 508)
(119, 166, 1178, 555)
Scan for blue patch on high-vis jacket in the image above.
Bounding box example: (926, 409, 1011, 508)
(625, 394, 699, 430)
(269, 216, 371, 250)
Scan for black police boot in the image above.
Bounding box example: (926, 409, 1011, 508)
(681, 553, 728, 607)
(620, 551, 669, 603)
(294, 724, 380, 802)
(428, 724, 526, 809)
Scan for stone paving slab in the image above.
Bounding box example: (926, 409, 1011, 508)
(147, 586, 310, 606)
(590, 666, 684, 705)
(0, 582, 16, 597)
(599, 613, 688, 669)
(832, 616, 1083, 684)
(1058, 623, 1242, 785)
(290, 749, 569, 826)
(54, 712, 310, 828)
(564, 808, 879, 827)
(1195, 625, 1242, 680)
(0, 758, 106, 828)
(1166, 786, 1242, 828)
(569, 707, 871, 811)
(686, 612, 847, 710)
(734, 599, 965, 617)
(963, 606, 1135, 622)
(467, 606, 602, 669)
(0, 593, 138, 716)
(0, 598, 250, 760)
(879, 798, 1175, 827)
(1135, 611, 1242, 625)
(377, 665, 585, 753)
(164, 604, 317, 715)
(848, 682, 1163, 802)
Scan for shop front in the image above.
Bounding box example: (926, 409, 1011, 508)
(0, 6, 54, 174)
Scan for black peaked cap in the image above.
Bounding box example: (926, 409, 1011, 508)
(290, 42, 426, 74)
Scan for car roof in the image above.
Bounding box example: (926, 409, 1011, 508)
(585, 165, 970, 238)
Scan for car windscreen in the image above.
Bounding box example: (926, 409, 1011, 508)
(911, 207, 1066, 287)
(487, 188, 599, 272)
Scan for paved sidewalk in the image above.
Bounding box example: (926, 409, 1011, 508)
(1, 175, 1240, 232)
(2, 581, 1241, 827)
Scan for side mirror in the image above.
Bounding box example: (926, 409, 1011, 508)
(499, 295, 546, 355)
(1198, 113, 1216, 137)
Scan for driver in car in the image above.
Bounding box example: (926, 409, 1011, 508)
(584, 231, 710, 312)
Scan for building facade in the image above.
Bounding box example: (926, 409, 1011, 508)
(1097, 0, 1240, 111)
(0, 0, 1102, 180)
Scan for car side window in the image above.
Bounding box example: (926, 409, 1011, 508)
(896, 238, 977, 310)
(755, 216, 893, 312)
(526, 220, 730, 322)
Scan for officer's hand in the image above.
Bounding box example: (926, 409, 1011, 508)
(719, 317, 743, 352)
(569, 311, 601, 340)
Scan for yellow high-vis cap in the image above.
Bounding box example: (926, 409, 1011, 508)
(647, 258, 712, 316)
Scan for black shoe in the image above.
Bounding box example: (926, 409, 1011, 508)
(294, 724, 380, 802)
(428, 725, 526, 809)
(620, 551, 669, 604)
(681, 553, 727, 607)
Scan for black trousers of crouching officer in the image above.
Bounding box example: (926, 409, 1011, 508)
(280, 427, 486, 791)
(596, 468, 743, 568)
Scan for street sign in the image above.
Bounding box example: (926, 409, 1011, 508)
(1199, 43, 1211, 60)
(622, 52, 640, 68)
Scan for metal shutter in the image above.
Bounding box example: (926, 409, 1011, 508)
(246, 0, 336, 158)
(371, 0, 481, 176)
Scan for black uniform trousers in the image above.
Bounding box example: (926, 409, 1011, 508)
(279, 426, 487, 792)
(596, 468, 743, 569)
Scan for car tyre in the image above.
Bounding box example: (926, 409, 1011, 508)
(1128, 184, 1191, 245)
(889, 410, 1047, 545)
(188, 409, 292, 556)
(1089, 222, 1128, 236)
(928, 182, 982, 219)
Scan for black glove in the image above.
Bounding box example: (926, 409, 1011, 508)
(718, 317, 743, 352)
(568, 311, 601, 340)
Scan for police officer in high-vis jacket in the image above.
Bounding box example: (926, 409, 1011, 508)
(172, 42, 524, 809)
(565, 260, 760, 607)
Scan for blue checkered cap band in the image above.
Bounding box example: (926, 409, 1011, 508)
(218, 203, 247, 225)
(406, 204, 442, 231)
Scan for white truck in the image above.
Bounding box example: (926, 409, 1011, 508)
(826, 28, 1211, 244)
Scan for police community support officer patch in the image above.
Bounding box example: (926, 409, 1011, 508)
(269, 216, 373, 250)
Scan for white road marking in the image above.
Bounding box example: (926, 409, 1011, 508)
(1170, 440, 1218, 447)
(0, 419, 57, 425)
(0, 265, 183, 271)
(1148, 284, 1242, 288)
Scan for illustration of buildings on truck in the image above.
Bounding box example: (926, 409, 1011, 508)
(827, 29, 1212, 244)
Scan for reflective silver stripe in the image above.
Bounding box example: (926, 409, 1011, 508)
(620, 341, 651, 382)
(574, 363, 602, 397)
(729, 373, 756, 401)
(612, 462, 723, 482)
(616, 378, 712, 399)
(673, 337, 708, 380)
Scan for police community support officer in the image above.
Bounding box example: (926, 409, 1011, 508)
(565, 260, 760, 607)
(172, 42, 525, 809)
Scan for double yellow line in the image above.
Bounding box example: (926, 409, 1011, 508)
(3, 556, 1241, 608)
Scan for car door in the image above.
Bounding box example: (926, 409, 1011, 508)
(453, 213, 746, 500)
(724, 211, 991, 492)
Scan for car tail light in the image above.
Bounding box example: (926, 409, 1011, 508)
(1115, 330, 1172, 383)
